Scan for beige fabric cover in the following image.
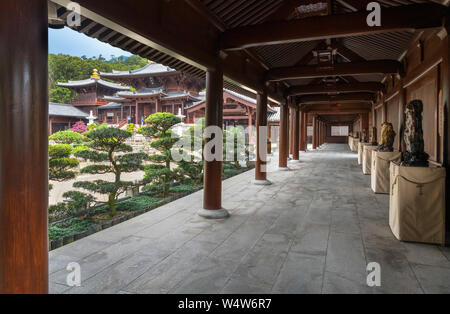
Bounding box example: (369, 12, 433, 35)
(389, 163, 446, 245)
(371, 151, 402, 194)
(350, 138, 358, 152)
(358, 143, 370, 165)
(362, 145, 377, 175)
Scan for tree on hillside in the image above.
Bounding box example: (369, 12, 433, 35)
(48, 53, 148, 103)
(73, 128, 146, 217)
(139, 113, 181, 197)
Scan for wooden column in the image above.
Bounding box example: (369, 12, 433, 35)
(292, 106, 300, 161)
(199, 64, 228, 219)
(312, 116, 317, 149)
(289, 108, 294, 156)
(442, 22, 450, 239)
(318, 121, 322, 146)
(279, 102, 289, 169)
(303, 112, 308, 150)
(0, 0, 48, 294)
(254, 91, 271, 184)
(299, 109, 305, 151)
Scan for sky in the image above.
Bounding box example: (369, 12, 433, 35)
(48, 27, 132, 59)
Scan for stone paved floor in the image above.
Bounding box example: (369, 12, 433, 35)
(49, 143, 450, 294)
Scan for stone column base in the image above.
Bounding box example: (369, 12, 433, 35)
(278, 167, 290, 171)
(252, 179, 272, 186)
(197, 208, 230, 219)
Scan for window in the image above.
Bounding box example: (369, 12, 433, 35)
(331, 126, 349, 136)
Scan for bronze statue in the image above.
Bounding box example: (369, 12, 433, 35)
(377, 122, 396, 152)
(402, 100, 429, 167)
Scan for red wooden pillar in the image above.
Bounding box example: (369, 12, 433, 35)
(254, 91, 271, 185)
(279, 102, 289, 169)
(0, 0, 48, 294)
(312, 116, 317, 149)
(316, 120, 322, 147)
(299, 110, 304, 151)
(442, 21, 450, 238)
(320, 121, 324, 145)
(198, 64, 229, 219)
(289, 108, 294, 156)
(292, 106, 300, 161)
(303, 112, 308, 150)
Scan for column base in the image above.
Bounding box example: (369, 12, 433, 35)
(252, 179, 273, 186)
(197, 208, 230, 219)
(278, 167, 290, 171)
(289, 160, 301, 163)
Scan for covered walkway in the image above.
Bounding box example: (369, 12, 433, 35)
(50, 144, 450, 294)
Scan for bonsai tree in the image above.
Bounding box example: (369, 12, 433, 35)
(176, 118, 205, 185)
(74, 128, 146, 217)
(48, 130, 84, 188)
(138, 112, 181, 197)
(49, 144, 79, 183)
(48, 133, 93, 219)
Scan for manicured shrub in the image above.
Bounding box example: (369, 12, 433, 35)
(49, 130, 85, 144)
(74, 127, 146, 217)
(139, 113, 181, 197)
(49, 218, 97, 240)
(169, 184, 200, 194)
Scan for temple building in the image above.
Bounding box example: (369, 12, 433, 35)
(56, 63, 280, 133)
(57, 69, 131, 116)
(48, 102, 89, 134)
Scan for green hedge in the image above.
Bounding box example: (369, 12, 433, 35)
(49, 218, 97, 240)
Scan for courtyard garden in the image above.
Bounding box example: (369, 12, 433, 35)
(48, 113, 254, 250)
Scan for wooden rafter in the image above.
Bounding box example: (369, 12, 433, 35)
(267, 60, 403, 81)
(287, 82, 384, 96)
(220, 3, 447, 50)
(298, 92, 376, 104)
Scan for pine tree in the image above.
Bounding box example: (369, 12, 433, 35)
(138, 113, 181, 197)
(74, 128, 146, 217)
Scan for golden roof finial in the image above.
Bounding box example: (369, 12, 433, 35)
(91, 69, 100, 79)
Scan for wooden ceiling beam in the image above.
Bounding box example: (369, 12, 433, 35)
(287, 82, 384, 96)
(307, 109, 371, 114)
(298, 92, 376, 104)
(267, 60, 403, 81)
(220, 3, 448, 50)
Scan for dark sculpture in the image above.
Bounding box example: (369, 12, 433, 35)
(370, 127, 378, 146)
(361, 129, 368, 143)
(402, 100, 429, 167)
(377, 122, 396, 152)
